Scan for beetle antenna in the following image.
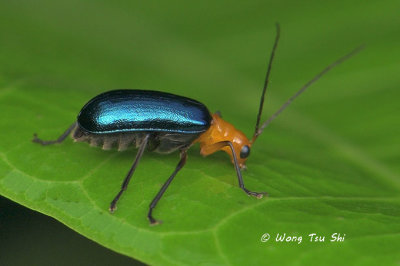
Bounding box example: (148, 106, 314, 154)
(251, 45, 365, 143)
(253, 23, 280, 142)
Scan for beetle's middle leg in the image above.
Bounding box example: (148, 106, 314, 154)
(148, 149, 188, 225)
(109, 134, 150, 212)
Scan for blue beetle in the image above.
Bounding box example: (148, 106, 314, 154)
(33, 24, 362, 224)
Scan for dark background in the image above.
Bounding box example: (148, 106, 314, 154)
(0, 196, 143, 265)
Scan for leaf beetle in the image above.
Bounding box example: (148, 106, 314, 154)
(33, 24, 362, 224)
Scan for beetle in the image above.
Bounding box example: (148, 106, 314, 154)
(33, 24, 362, 225)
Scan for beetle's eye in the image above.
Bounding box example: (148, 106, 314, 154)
(240, 145, 250, 159)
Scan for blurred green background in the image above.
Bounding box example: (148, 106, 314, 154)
(0, 0, 399, 265)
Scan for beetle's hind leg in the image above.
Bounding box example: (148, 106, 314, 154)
(33, 122, 77, 146)
(109, 134, 150, 212)
(148, 149, 188, 225)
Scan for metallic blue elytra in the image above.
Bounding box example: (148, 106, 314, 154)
(77, 90, 212, 134)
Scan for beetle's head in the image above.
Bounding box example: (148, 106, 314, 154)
(225, 122, 252, 169)
(197, 113, 252, 169)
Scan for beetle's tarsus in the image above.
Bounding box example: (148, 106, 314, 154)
(32, 133, 40, 142)
(255, 192, 268, 199)
(148, 208, 161, 225)
(244, 189, 268, 199)
(109, 205, 117, 213)
(148, 216, 162, 226)
(109, 191, 123, 213)
(32, 133, 48, 145)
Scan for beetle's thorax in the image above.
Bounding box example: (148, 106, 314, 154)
(195, 113, 250, 167)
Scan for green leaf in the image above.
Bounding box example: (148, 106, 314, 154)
(1, 0, 399, 265)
